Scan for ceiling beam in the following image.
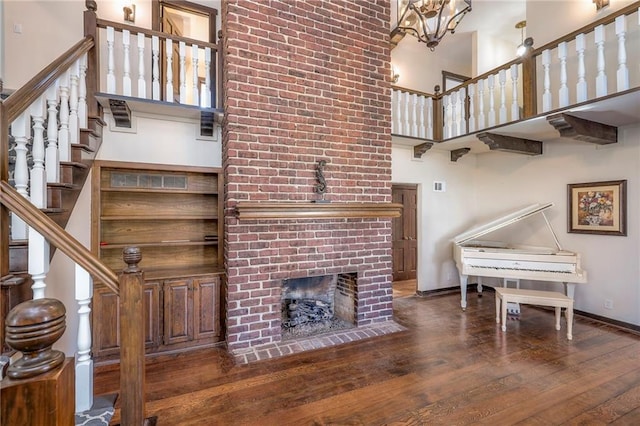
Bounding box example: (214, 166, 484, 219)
(546, 113, 617, 145)
(477, 132, 543, 156)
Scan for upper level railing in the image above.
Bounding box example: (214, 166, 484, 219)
(90, 12, 222, 109)
(392, 3, 640, 142)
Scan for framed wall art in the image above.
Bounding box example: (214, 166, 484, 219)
(567, 180, 627, 236)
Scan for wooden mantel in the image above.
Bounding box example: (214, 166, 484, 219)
(235, 202, 403, 220)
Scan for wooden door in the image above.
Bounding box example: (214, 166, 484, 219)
(392, 184, 417, 281)
(163, 278, 194, 345)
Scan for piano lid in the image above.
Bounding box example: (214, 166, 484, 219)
(453, 202, 554, 246)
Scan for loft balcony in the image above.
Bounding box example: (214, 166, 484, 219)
(390, 4, 640, 160)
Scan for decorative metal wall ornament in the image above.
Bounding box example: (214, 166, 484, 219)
(314, 160, 328, 202)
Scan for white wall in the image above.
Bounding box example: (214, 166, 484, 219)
(527, 0, 637, 48)
(1, 0, 221, 91)
(391, 33, 473, 94)
(391, 145, 477, 291)
(473, 124, 640, 325)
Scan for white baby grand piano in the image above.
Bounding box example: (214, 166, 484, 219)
(453, 203, 587, 310)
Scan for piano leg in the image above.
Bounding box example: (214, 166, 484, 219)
(477, 277, 483, 297)
(459, 274, 468, 311)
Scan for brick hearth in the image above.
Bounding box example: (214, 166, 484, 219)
(223, 0, 394, 356)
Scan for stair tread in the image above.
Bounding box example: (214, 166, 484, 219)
(60, 161, 90, 169)
(47, 182, 78, 189)
(72, 142, 96, 153)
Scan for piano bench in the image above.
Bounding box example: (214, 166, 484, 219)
(494, 287, 574, 340)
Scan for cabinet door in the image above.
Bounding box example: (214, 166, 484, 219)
(163, 278, 194, 345)
(193, 276, 221, 340)
(93, 283, 161, 357)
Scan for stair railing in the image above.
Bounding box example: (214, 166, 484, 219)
(1, 5, 146, 421)
(391, 2, 640, 142)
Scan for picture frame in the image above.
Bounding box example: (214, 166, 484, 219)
(567, 180, 627, 236)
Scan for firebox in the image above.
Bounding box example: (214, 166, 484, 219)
(281, 273, 357, 339)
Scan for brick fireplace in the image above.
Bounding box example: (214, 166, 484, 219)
(222, 0, 398, 361)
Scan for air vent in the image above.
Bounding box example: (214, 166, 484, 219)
(111, 172, 187, 190)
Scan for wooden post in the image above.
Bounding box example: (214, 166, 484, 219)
(1, 102, 10, 279)
(432, 86, 443, 141)
(84, 1, 100, 119)
(521, 49, 537, 119)
(119, 247, 146, 426)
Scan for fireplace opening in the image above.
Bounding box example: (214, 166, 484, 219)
(281, 273, 357, 340)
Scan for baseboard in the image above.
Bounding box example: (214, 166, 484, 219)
(573, 309, 640, 335)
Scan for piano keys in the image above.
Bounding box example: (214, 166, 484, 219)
(453, 202, 587, 310)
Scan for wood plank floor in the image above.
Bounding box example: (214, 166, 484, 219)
(95, 289, 640, 425)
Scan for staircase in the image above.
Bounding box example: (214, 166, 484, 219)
(1, 1, 223, 423)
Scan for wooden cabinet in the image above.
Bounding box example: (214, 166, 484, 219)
(92, 161, 224, 361)
(92, 274, 222, 359)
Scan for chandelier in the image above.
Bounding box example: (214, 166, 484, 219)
(396, 0, 472, 51)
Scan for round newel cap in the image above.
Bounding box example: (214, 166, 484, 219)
(6, 298, 66, 327)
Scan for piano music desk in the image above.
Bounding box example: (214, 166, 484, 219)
(494, 287, 574, 340)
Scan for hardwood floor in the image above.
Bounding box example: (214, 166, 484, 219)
(95, 289, 640, 425)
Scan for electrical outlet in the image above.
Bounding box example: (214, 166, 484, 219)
(604, 299, 614, 309)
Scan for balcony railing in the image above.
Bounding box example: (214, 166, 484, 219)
(392, 3, 640, 146)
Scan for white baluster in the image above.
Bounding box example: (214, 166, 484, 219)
(204, 47, 212, 108)
(477, 79, 485, 130)
(417, 95, 425, 139)
(45, 83, 60, 183)
(411, 93, 418, 137)
(542, 49, 552, 112)
(615, 15, 629, 92)
(75, 265, 94, 412)
(166, 39, 173, 101)
(179, 41, 187, 103)
(488, 74, 496, 127)
(123, 29, 131, 96)
(138, 32, 146, 98)
(510, 64, 519, 121)
(391, 89, 397, 134)
(444, 94, 452, 139)
(576, 33, 588, 103)
(459, 89, 466, 135)
(29, 96, 50, 300)
(192, 44, 199, 106)
(78, 54, 88, 129)
(498, 69, 507, 124)
(11, 112, 30, 240)
(425, 96, 433, 140)
(595, 24, 608, 97)
(402, 92, 411, 136)
(106, 26, 116, 94)
(451, 91, 459, 136)
(29, 228, 49, 300)
(468, 83, 476, 133)
(558, 41, 569, 108)
(58, 71, 70, 162)
(152, 36, 160, 101)
(30, 97, 47, 209)
(69, 60, 80, 146)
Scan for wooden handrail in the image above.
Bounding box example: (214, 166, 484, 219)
(2, 37, 94, 124)
(0, 181, 119, 294)
(531, 1, 640, 57)
(95, 18, 219, 52)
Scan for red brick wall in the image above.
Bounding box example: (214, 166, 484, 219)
(223, 0, 392, 351)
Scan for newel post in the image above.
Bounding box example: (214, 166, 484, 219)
(521, 46, 537, 119)
(432, 85, 444, 141)
(120, 247, 146, 425)
(84, 1, 100, 119)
